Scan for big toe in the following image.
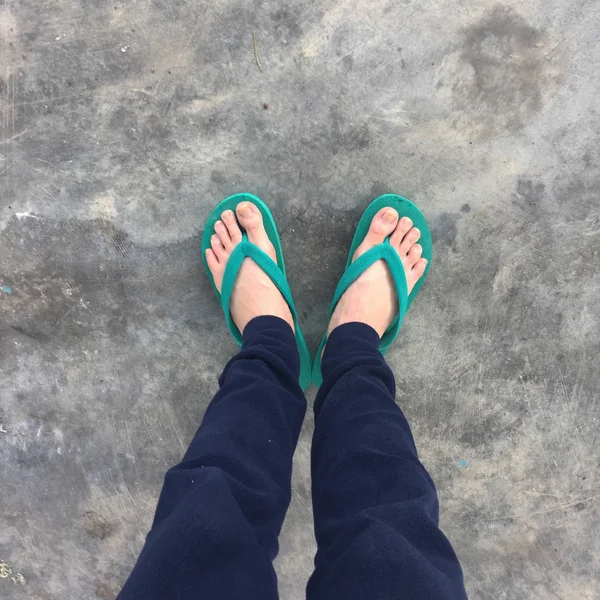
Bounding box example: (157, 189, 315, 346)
(236, 201, 270, 247)
(364, 207, 399, 244)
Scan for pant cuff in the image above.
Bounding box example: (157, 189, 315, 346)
(240, 315, 300, 378)
(324, 320, 380, 356)
(315, 321, 394, 417)
(321, 322, 381, 376)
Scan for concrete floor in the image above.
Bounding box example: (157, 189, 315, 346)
(1, 0, 599, 598)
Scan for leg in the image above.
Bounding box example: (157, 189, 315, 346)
(119, 202, 306, 599)
(308, 207, 467, 599)
(118, 316, 305, 600)
(308, 323, 466, 599)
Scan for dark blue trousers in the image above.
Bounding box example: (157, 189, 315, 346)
(118, 316, 467, 599)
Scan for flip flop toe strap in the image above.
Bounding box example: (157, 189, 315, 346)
(316, 240, 409, 357)
(220, 234, 296, 344)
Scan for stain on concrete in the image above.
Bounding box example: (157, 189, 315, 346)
(516, 177, 545, 214)
(94, 579, 122, 600)
(271, 5, 304, 39)
(430, 212, 459, 247)
(82, 511, 115, 541)
(328, 107, 372, 154)
(437, 4, 565, 139)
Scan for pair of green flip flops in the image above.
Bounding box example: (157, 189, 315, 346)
(201, 193, 433, 389)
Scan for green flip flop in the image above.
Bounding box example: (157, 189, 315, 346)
(202, 193, 312, 390)
(312, 194, 433, 386)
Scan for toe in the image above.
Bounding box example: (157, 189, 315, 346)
(214, 220, 232, 249)
(406, 243, 422, 266)
(236, 202, 269, 246)
(206, 248, 220, 269)
(221, 210, 242, 244)
(353, 207, 399, 260)
(390, 216, 413, 246)
(206, 249, 223, 292)
(399, 227, 421, 255)
(365, 207, 399, 242)
(236, 202, 260, 230)
(412, 257, 428, 280)
(211, 234, 226, 260)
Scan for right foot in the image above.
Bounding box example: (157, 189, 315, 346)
(327, 207, 428, 338)
(205, 202, 294, 334)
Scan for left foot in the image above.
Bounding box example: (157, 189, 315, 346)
(327, 207, 427, 338)
(205, 202, 294, 334)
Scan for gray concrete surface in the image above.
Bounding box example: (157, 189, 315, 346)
(1, 0, 599, 598)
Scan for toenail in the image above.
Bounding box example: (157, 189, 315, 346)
(238, 202, 252, 217)
(400, 217, 412, 228)
(223, 210, 233, 219)
(382, 209, 396, 223)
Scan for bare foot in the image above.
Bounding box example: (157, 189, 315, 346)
(205, 202, 294, 334)
(328, 207, 428, 338)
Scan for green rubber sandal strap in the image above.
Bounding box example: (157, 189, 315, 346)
(313, 242, 409, 384)
(220, 236, 298, 343)
(201, 193, 312, 390)
(333, 242, 409, 334)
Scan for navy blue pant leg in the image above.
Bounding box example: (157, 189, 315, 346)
(118, 316, 306, 600)
(308, 323, 468, 600)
